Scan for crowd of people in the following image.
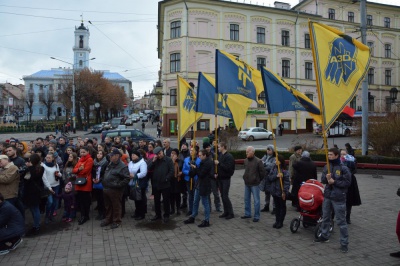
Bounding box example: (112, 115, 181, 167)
(0, 134, 363, 255)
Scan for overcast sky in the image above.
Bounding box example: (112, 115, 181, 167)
(0, 0, 397, 98)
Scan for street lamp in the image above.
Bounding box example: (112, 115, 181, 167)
(50, 57, 95, 130)
(390, 87, 398, 103)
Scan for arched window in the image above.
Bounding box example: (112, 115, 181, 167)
(79, 35, 84, 48)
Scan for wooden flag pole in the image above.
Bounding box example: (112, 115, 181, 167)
(268, 114, 285, 200)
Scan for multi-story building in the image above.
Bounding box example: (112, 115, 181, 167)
(0, 83, 25, 120)
(23, 22, 133, 121)
(157, 0, 400, 137)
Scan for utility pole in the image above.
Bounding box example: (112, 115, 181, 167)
(360, 0, 369, 155)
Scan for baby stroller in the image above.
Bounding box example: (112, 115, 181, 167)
(289, 179, 334, 238)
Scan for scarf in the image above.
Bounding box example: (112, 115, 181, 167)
(44, 161, 55, 167)
(94, 157, 107, 167)
(329, 157, 341, 165)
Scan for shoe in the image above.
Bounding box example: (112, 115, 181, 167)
(225, 214, 234, 220)
(66, 218, 73, 223)
(271, 208, 276, 215)
(170, 210, 175, 215)
(26, 227, 40, 237)
(53, 211, 57, 217)
(78, 217, 88, 225)
(273, 222, 277, 228)
(186, 211, 192, 216)
(0, 249, 9, 256)
(346, 219, 351, 225)
(150, 215, 161, 221)
(184, 217, 195, 224)
(198, 220, 210, 228)
(219, 213, 228, 218)
(163, 217, 169, 224)
(389, 251, 400, 258)
(131, 214, 139, 219)
(110, 223, 120, 229)
(135, 216, 145, 221)
(260, 206, 269, 212)
(9, 238, 23, 251)
(216, 208, 222, 212)
(253, 218, 259, 222)
(314, 237, 330, 243)
(241, 215, 251, 219)
(275, 222, 283, 229)
(340, 245, 348, 253)
(100, 221, 111, 227)
(179, 204, 187, 209)
(62, 217, 68, 222)
(176, 211, 181, 216)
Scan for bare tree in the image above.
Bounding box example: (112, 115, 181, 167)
(39, 85, 56, 121)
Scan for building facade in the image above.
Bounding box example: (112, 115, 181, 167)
(23, 22, 133, 121)
(157, 0, 400, 137)
(0, 83, 25, 122)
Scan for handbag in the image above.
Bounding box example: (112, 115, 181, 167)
(75, 177, 87, 186)
(129, 182, 142, 201)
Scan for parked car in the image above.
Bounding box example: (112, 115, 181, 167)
(142, 115, 148, 122)
(102, 122, 111, 130)
(326, 121, 352, 137)
(91, 124, 104, 133)
(101, 129, 155, 143)
(117, 125, 126, 130)
(110, 117, 124, 129)
(125, 118, 133, 126)
(238, 127, 274, 141)
(131, 114, 140, 123)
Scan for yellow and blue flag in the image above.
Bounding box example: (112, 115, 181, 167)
(216, 50, 265, 104)
(196, 72, 252, 130)
(177, 76, 202, 139)
(309, 21, 370, 129)
(261, 67, 322, 124)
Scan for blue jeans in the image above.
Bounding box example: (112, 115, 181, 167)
(30, 205, 41, 228)
(244, 185, 260, 219)
(320, 198, 349, 247)
(46, 185, 60, 218)
(186, 181, 195, 213)
(191, 188, 210, 221)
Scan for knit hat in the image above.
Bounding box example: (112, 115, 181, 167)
(301, 151, 310, 158)
(131, 150, 141, 158)
(49, 139, 57, 145)
(266, 144, 275, 153)
(154, 147, 163, 154)
(65, 182, 73, 190)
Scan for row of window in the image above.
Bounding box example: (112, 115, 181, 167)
(29, 84, 64, 90)
(329, 9, 391, 28)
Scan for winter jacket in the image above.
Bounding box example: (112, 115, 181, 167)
(267, 166, 290, 197)
(216, 151, 235, 180)
(243, 156, 265, 186)
(292, 157, 318, 184)
(41, 162, 61, 189)
(191, 156, 214, 196)
(128, 158, 148, 189)
(182, 157, 201, 183)
(148, 156, 174, 191)
(72, 154, 93, 192)
(0, 162, 19, 200)
(0, 201, 25, 240)
(102, 160, 130, 190)
(321, 162, 351, 203)
(23, 166, 45, 207)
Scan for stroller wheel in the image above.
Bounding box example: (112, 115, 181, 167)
(290, 218, 300, 233)
(303, 221, 310, 228)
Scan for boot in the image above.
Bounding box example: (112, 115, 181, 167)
(271, 208, 276, 215)
(261, 205, 269, 212)
(198, 220, 210, 228)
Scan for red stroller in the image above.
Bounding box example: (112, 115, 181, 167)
(290, 179, 334, 238)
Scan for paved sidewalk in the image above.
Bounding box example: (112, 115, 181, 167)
(1, 170, 399, 265)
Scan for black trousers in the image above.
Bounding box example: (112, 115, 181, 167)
(154, 187, 170, 218)
(92, 189, 105, 215)
(134, 188, 147, 218)
(272, 195, 286, 224)
(76, 191, 91, 219)
(170, 192, 181, 212)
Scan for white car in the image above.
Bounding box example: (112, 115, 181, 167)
(238, 127, 274, 141)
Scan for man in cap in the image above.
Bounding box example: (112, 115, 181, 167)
(101, 148, 130, 229)
(148, 146, 174, 223)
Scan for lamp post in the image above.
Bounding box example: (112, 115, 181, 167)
(390, 87, 399, 113)
(50, 57, 95, 130)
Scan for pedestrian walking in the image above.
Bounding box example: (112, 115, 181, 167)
(141, 122, 145, 132)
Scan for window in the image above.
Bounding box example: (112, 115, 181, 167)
(230, 24, 239, 41)
(170, 88, 177, 106)
(368, 68, 374, 85)
(39, 108, 43, 115)
(281, 30, 290, 46)
(256, 27, 265, 44)
(385, 44, 391, 58)
(170, 21, 181, 38)
(348, 12, 354, 22)
(282, 60, 290, 78)
(367, 41, 374, 56)
(79, 35, 83, 48)
(29, 84, 33, 90)
(384, 17, 390, 28)
(305, 62, 313, 80)
(304, 33, 310, 49)
(197, 119, 210, 130)
(385, 97, 392, 112)
(170, 53, 180, 73)
(368, 93, 375, 112)
(256, 57, 266, 71)
(328, 8, 335, 20)
(367, 15, 373, 26)
(305, 93, 313, 102)
(58, 84, 62, 90)
(385, 69, 391, 85)
(350, 98, 356, 110)
(257, 91, 266, 108)
(79, 60, 83, 67)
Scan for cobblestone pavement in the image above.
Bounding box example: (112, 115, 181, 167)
(1, 170, 400, 266)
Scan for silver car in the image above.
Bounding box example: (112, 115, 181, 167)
(238, 127, 274, 141)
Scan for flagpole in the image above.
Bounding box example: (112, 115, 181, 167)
(308, 20, 330, 174)
(177, 75, 181, 148)
(268, 113, 284, 199)
(214, 93, 218, 175)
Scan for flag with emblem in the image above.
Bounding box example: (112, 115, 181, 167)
(261, 67, 322, 124)
(177, 76, 202, 139)
(309, 21, 370, 129)
(196, 72, 252, 130)
(216, 49, 265, 104)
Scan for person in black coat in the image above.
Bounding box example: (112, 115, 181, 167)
(0, 192, 24, 255)
(184, 149, 213, 228)
(291, 151, 317, 210)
